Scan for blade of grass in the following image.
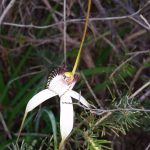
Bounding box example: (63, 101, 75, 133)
(36, 108, 58, 150)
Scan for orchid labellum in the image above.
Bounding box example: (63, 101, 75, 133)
(17, 67, 90, 149)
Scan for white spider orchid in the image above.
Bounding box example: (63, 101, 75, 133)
(17, 67, 90, 149)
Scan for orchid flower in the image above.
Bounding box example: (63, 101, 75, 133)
(17, 1, 92, 149)
(17, 67, 90, 149)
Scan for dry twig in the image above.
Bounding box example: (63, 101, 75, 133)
(0, 0, 16, 24)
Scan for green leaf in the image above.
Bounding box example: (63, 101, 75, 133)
(36, 108, 58, 150)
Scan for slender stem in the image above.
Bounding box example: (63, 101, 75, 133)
(64, 0, 67, 65)
(71, 0, 91, 75)
(129, 80, 150, 99)
(16, 112, 28, 143)
(0, 0, 16, 24)
(59, 139, 65, 150)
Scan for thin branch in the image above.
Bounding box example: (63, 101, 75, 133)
(71, 102, 150, 115)
(140, 14, 150, 29)
(0, 112, 12, 139)
(0, 0, 16, 24)
(140, 90, 150, 102)
(109, 54, 138, 79)
(8, 70, 44, 86)
(1, 0, 149, 28)
(145, 143, 150, 150)
(124, 29, 147, 43)
(96, 108, 150, 113)
(129, 58, 150, 92)
(129, 80, 150, 99)
(81, 72, 103, 108)
(129, 16, 150, 31)
(126, 50, 150, 55)
(95, 112, 112, 126)
(1, 9, 146, 29)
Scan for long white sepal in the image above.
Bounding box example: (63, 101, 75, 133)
(69, 90, 90, 108)
(60, 94, 74, 147)
(26, 89, 56, 112)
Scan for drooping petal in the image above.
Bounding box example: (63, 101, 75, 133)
(60, 94, 74, 145)
(26, 89, 56, 112)
(69, 90, 90, 108)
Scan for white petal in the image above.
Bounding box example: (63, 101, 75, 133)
(48, 75, 70, 96)
(26, 89, 56, 112)
(69, 90, 90, 108)
(60, 94, 74, 142)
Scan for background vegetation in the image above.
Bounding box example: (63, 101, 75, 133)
(0, 0, 150, 149)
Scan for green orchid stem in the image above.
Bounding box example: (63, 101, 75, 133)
(71, 0, 91, 76)
(16, 112, 28, 143)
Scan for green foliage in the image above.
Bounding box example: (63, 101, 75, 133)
(35, 108, 58, 150)
(84, 131, 112, 150)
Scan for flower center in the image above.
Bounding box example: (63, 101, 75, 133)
(47, 68, 79, 96)
(64, 72, 74, 85)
